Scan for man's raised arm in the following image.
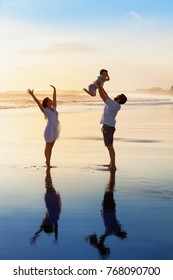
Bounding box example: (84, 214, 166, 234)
(98, 85, 109, 102)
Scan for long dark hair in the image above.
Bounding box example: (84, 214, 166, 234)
(42, 97, 49, 108)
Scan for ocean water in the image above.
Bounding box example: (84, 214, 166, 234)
(0, 91, 173, 260)
(0, 90, 172, 110)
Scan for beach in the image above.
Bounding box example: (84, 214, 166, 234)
(0, 93, 173, 260)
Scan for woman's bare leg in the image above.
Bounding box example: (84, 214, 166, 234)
(45, 141, 55, 167)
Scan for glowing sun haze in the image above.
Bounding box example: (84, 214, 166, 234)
(0, 0, 173, 91)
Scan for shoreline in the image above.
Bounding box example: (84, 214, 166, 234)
(0, 102, 172, 171)
(0, 101, 173, 260)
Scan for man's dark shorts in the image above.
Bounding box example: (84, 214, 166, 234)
(101, 124, 115, 146)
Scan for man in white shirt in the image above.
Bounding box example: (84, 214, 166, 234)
(98, 86, 127, 170)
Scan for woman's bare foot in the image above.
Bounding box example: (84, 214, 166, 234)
(109, 165, 117, 171)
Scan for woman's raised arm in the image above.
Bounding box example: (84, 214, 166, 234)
(27, 89, 44, 113)
(50, 85, 57, 108)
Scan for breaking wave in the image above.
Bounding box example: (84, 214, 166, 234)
(0, 91, 172, 110)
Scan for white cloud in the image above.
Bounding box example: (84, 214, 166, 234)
(127, 10, 143, 22)
(20, 43, 95, 56)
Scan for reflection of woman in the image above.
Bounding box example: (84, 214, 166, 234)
(27, 85, 60, 168)
(30, 168, 62, 245)
(86, 170, 127, 259)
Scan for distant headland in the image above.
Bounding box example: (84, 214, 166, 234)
(135, 86, 173, 95)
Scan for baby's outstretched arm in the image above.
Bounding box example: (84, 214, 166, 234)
(106, 74, 110, 81)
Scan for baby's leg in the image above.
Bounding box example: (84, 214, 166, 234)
(83, 84, 96, 96)
(83, 88, 91, 94)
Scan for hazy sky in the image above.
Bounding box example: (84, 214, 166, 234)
(0, 0, 173, 91)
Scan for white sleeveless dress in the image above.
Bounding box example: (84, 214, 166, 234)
(43, 106, 60, 142)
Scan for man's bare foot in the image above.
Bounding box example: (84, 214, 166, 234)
(45, 161, 52, 168)
(102, 164, 111, 168)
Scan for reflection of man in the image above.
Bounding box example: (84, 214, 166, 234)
(98, 85, 127, 170)
(86, 170, 127, 259)
(30, 168, 62, 245)
(101, 170, 127, 239)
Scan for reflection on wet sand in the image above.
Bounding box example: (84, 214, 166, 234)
(86, 170, 127, 259)
(30, 168, 62, 245)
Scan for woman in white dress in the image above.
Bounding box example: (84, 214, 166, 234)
(27, 85, 60, 168)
